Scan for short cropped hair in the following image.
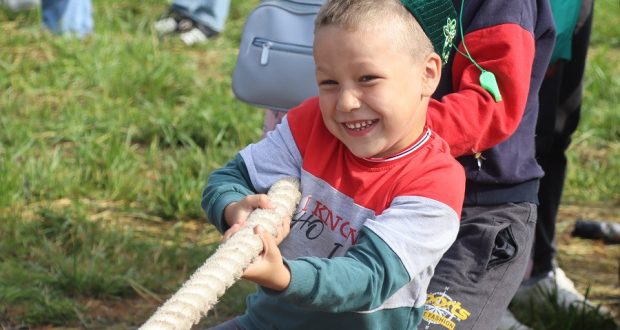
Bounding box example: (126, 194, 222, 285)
(314, 0, 434, 60)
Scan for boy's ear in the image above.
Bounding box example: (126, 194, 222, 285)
(421, 53, 442, 97)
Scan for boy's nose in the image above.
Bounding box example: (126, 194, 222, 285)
(336, 89, 361, 113)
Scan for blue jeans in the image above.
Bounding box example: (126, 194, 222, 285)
(42, 0, 93, 37)
(171, 0, 231, 33)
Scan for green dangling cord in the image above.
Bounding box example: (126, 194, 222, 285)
(455, 0, 502, 102)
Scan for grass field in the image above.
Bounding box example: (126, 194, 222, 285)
(0, 0, 619, 329)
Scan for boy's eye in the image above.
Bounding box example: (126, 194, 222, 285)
(359, 75, 378, 83)
(319, 79, 338, 86)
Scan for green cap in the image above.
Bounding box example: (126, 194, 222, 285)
(400, 0, 458, 63)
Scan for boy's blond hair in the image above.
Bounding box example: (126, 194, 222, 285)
(314, 0, 434, 60)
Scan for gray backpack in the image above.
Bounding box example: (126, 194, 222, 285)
(232, 0, 324, 112)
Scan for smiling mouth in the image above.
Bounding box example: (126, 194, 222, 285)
(343, 120, 378, 131)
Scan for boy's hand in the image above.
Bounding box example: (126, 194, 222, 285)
(241, 225, 291, 291)
(223, 194, 274, 229)
(221, 194, 292, 291)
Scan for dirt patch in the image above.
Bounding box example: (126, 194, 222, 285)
(556, 203, 620, 319)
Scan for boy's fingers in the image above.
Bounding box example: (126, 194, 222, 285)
(281, 216, 291, 236)
(272, 216, 291, 245)
(255, 225, 275, 253)
(255, 225, 268, 243)
(222, 224, 241, 242)
(252, 194, 274, 210)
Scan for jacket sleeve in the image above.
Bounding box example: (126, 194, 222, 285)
(202, 114, 302, 233)
(427, 23, 536, 157)
(266, 229, 412, 312)
(201, 154, 254, 233)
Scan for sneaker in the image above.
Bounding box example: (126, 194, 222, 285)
(497, 309, 532, 330)
(554, 267, 608, 312)
(176, 17, 195, 33)
(512, 267, 606, 312)
(153, 11, 194, 35)
(2, 0, 39, 11)
(179, 27, 209, 46)
(153, 16, 178, 35)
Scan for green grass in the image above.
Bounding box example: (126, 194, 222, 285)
(0, 0, 262, 327)
(0, 0, 618, 329)
(0, 1, 264, 220)
(564, 0, 620, 203)
(511, 286, 618, 330)
(0, 205, 213, 325)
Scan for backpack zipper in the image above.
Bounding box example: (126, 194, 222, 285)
(253, 37, 313, 66)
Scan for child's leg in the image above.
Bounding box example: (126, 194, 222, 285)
(419, 203, 537, 329)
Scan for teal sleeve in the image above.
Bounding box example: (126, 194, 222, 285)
(201, 154, 255, 233)
(265, 229, 410, 312)
(549, 0, 582, 62)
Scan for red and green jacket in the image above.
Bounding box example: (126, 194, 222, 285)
(428, 0, 555, 206)
(203, 99, 465, 329)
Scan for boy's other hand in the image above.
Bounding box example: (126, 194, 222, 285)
(221, 194, 293, 291)
(224, 194, 274, 229)
(242, 225, 291, 291)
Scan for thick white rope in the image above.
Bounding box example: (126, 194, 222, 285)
(140, 177, 301, 330)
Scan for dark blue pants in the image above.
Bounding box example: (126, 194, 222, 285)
(532, 0, 594, 278)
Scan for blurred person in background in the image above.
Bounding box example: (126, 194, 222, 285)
(1, 0, 93, 38)
(499, 1, 602, 329)
(153, 0, 230, 46)
(1, 0, 38, 11)
(42, 0, 93, 38)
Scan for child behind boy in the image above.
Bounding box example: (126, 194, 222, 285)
(202, 0, 464, 328)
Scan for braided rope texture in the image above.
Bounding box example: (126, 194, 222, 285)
(140, 177, 301, 330)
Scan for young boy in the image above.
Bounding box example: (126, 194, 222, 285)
(202, 0, 465, 328)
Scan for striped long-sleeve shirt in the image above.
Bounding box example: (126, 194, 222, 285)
(202, 98, 465, 329)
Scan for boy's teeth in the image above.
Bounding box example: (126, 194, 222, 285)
(346, 120, 374, 130)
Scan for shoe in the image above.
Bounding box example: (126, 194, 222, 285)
(179, 27, 209, 46)
(497, 309, 532, 330)
(153, 16, 178, 35)
(154, 10, 218, 46)
(554, 267, 610, 313)
(512, 267, 607, 312)
(2, 0, 39, 11)
(153, 11, 194, 35)
(176, 17, 195, 33)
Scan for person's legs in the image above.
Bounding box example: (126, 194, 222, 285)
(506, 2, 603, 322)
(531, 64, 566, 279)
(154, 0, 230, 45)
(41, 0, 93, 38)
(531, 0, 593, 279)
(42, 0, 70, 34)
(419, 203, 537, 330)
(171, 0, 231, 33)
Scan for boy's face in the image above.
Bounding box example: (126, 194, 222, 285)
(314, 25, 437, 159)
